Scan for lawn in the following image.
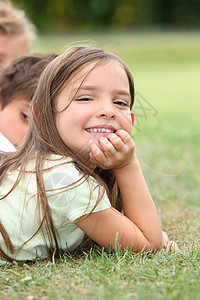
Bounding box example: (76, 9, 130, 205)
(1, 31, 200, 299)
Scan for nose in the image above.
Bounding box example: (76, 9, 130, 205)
(98, 101, 116, 119)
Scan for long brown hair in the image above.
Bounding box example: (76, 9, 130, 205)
(0, 46, 135, 262)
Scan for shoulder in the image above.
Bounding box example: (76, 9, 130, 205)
(43, 154, 83, 182)
(43, 154, 74, 170)
(43, 155, 104, 201)
(0, 132, 16, 152)
(43, 155, 111, 221)
(43, 154, 92, 193)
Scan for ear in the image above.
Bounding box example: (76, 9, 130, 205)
(131, 111, 135, 125)
(32, 102, 39, 121)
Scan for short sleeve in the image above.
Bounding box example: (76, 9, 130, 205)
(65, 179, 111, 221)
(43, 156, 111, 225)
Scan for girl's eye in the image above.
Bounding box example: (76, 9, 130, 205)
(114, 100, 129, 107)
(21, 113, 30, 121)
(76, 97, 92, 102)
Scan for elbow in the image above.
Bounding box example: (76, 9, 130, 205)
(146, 235, 164, 252)
(145, 230, 164, 252)
(135, 235, 164, 253)
(151, 241, 164, 252)
(115, 236, 164, 253)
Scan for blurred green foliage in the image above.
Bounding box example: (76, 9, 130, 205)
(13, 0, 200, 31)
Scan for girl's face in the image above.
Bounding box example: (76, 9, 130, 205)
(55, 60, 134, 157)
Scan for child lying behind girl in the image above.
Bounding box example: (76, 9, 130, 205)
(0, 52, 56, 151)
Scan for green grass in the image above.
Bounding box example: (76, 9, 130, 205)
(0, 249, 200, 299)
(1, 31, 200, 299)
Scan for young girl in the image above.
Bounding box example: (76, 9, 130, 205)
(0, 46, 176, 264)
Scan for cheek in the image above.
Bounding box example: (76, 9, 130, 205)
(127, 123, 133, 135)
(14, 121, 28, 138)
(8, 122, 28, 146)
(121, 111, 133, 134)
(71, 107, 89, 129)
(55, 111, 76, 138)
(55, 114, 64, 137)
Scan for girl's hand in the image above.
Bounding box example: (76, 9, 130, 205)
(88, 130, 135, 170)
(162, 231, 179, 252)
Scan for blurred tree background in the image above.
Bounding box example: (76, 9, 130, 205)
(12, 0, 200, 32)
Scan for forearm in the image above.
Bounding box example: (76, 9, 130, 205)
(88, 131, 163, 250)
(113, 154, 163, 249)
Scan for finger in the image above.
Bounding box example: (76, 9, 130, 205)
(106, 133, 124, 151)
(88, 140, 108, 164)
(89, 152, 101, 165)
(115, 129, 133, 145)
(165, 241, 179, 252)
(115, 130, 135, 159)
(170, 241, 179, 251)
(98, 136, 117, 155)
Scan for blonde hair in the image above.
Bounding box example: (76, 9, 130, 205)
(0, 0, 36, 46)
(0, 45, 135, 262)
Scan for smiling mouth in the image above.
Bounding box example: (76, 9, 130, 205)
(85, 128, 116, 133)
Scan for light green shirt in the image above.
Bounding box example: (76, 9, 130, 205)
(0, 154, 111, 264)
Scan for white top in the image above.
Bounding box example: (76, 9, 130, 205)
(0, 154, 111, 264)
(0, 132, 16, 152)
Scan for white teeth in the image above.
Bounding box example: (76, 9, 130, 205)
(86, 128, 114, 133)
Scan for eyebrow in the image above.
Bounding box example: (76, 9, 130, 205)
(21, 103, 31, 109)
(75, 85, 130, 96)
